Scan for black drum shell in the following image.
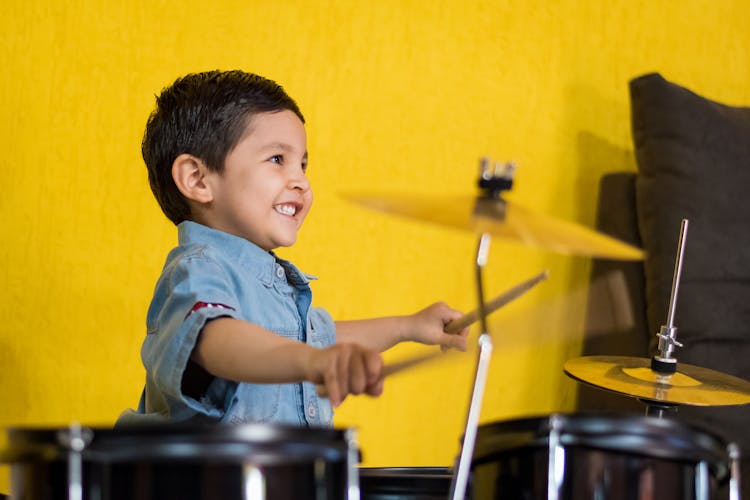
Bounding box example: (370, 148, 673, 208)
(359, 466, 470, 500)
(1, 424, 352, 500)
(470, 413, 731, 500)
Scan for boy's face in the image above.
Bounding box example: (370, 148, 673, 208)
(203, 110, 311, 250)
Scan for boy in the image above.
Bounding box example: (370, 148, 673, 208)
(118, 70, 468, 427)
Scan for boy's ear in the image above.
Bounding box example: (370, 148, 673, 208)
(172, 154, 214, 203)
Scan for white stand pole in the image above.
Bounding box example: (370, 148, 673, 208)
(449, 233, 493, 500)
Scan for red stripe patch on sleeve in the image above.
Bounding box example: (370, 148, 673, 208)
(185, 302, 235, 319)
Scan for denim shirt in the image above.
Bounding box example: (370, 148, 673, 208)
(117, 221, 335, 427)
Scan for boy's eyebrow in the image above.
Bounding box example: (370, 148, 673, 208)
(259, 141, 300, 152)
(259, 141, 308, 160)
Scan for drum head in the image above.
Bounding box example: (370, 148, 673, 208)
(2, 423, 350, 464)
(471, 413, 731, 500)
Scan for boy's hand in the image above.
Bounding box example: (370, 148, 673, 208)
(308, 343, 384, 407)
(405, 302, 469, 351)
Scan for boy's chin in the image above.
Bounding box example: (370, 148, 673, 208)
(269, 234, 299, 249)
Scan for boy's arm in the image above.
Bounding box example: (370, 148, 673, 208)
(336, 302, 469, 353)
(191, 317, 383, 406)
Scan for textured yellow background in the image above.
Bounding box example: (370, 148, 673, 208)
(2, 0, 749, 492)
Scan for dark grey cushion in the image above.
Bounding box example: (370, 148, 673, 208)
(630, 73, 750, 491)
(631, 72, 750, 370)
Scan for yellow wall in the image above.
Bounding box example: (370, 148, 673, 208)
(2, 0, 749, 492)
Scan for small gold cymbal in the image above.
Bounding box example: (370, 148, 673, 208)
(564, 355, 750, 406)
(341, 192, 644, 260)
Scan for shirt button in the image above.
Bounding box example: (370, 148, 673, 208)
(307, 404, 317, 418)
(276, 267, 284, 278)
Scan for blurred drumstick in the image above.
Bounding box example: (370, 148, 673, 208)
(316, 351, 449, 399)
(383, 350, 451, 376)
(319, 271, 551, 397)
(382, 267, 637, 379)
(443, 269, 549, 334)
(384, 270, 549, 376)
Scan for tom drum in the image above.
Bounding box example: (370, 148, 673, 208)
(470, 413, 732, 500)
(1, 423, 358, 500)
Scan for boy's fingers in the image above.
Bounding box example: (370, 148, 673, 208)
(317, 346, 384, 405)
(440, 331, 468, 351)
(447, 334, 467, 351)
(362, 350, 384, 398)
(325, 349, 347, 406)
(364, 350, 384, 385)
(335, 348, 351, 401)
(348, 350, 367, 394)
(324, 372, 342, 407)
(367, 377, 384, 397)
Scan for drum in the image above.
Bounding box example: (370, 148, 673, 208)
(470, 413, 732, 500)
(1, 423, 358, 500)
(359, 467, 460, 499)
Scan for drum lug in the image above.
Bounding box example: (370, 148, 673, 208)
(345, 428, 361, 500)
(547, 415, 565, 500)
(56, 423, 93, 500)
(728, 443, 742, 500)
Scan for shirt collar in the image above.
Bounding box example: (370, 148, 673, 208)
(177, 221, 313, 286)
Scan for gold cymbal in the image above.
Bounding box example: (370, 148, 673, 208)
(341, 192, 644, 260)
(564, 355, 750, 406)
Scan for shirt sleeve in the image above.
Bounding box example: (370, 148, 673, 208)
(141, 249, 241, 416)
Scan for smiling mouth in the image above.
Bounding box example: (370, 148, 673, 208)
(274, 203, 299, 216)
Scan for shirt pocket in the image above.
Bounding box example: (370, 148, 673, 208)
(224, 383, 281, 423)
(308, 307, 336, 347)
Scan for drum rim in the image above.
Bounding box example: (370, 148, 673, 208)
(358, 466, 455, 495)
(358, 466, 453, 477)
(473, 412, 730, 480)
(1, 423, 352, 464)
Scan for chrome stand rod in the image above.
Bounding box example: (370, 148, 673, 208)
(449, 233, 493, 500)
(665, 219, 689, 329)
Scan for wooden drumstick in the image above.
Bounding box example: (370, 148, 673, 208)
(317, 350, 453, 398)
(383, 350, 451, 376)
(383, 269, 549, 376)
(443, 269, 549, 334)
(318, 270, 549, 396)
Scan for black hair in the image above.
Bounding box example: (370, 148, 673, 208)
(142, 70, 305, 224)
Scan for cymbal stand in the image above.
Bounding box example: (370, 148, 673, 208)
(449, 232, 493, 500)
(449, 159, 514, 500)
(641, 220, 740, 499)
(643, 219, 688, 419)
(642, 399, 678, 418)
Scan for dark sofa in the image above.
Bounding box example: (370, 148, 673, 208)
(577, 73, 750, 497)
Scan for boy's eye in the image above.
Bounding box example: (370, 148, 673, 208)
(269, 154, 283, 164)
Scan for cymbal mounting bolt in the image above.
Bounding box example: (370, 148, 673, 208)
(478, 157, 515, 198)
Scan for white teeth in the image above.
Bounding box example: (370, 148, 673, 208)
(274, 204, 297, 216)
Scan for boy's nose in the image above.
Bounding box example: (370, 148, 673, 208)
(288, 166, 310, 191)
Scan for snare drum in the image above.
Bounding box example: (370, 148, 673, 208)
(470, 413, 731, 500)
(359, 467, 459, 499)
(1, 424, 358, 500)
